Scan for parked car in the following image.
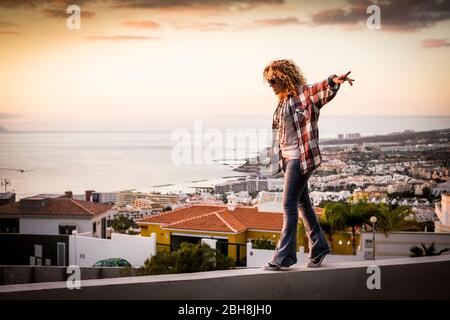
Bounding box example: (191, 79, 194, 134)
(92, 258, 132, 267)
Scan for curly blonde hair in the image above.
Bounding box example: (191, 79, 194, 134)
(263, 59, 307, 96)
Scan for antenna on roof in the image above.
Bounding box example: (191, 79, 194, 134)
(1, 178, 11, 194)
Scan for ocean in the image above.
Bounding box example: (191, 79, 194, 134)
(1, 115, 449, 200)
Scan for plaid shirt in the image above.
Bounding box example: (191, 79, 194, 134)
(270, 75, 340, 175)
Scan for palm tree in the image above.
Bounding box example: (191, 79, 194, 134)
(344, 201, 373, 255)
(375, 205, 421, 234)
(110, 215, 134, 234)
(322, 200, 375, 255)
(410, 242, 449, 257)
(322, 201, 425, 255)
(320, 202, 347, 246)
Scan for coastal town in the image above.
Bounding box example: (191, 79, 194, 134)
(0, 128, 449, 286)
(2, 0, 450, 303)
(227, 128, 449, 220)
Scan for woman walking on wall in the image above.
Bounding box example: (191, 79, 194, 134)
(262, 59, 354, 270)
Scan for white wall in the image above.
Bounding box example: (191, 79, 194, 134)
(247, 232, 450, 267)
(360, 231, 450, 259)
(90, 211, 112, 238)
(69, 232, 156, 267)
(246, 243, 362, 268)
(19, 211, 111, 237)
(267, 179, 284, 191)
(20, 217, 93, 235)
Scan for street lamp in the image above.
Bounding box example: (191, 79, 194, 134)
(370, 216, 377, 261)
(72, 229, 78, 266)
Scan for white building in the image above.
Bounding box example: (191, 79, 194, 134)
(435, 194, 450, 233)
(431, 181, 450, 197)
(256, 191, 324, 215)
(110, 206, 154, 221)
(342, 165, 359, 174)
(387, 183, 412, 194)
(345, 133, 361, 139)
(0, 194, 113, 238)
(309, 190, 351, 206)
(134, 198, 155, 209)
(233, 191, 252, 205)
(257, 191, 283, 212)
(92, 192, 118, 203)
(267, 178, 284, 191)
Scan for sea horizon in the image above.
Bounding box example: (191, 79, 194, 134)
(1, 114, 449, 200)
(2, 114, 449, 136)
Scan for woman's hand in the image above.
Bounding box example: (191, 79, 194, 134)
(332, 71, 354, 86)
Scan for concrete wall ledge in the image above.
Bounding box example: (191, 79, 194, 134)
(0, 266, 140, 285)
(1, 255, 449, 300)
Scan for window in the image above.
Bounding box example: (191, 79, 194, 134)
(59, 225, 77, 235)
(117, 259, 131, 267)
(0, 218, 19, 233)
(92, 222, 97, 233)
(104, 260, 115, 267)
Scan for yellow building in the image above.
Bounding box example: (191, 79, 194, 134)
(435, 193, 450, 233)
(328, 232, 361, 255)
(137, 204, 338, 266)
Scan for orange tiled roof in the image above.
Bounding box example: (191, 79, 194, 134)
(138, 205, 223, 224)
(0, 198, 113, 217)
(165, 212, 237, 233)
(216, 211, 247, 232)
(138, 204, 322, 233)
(226, 207, 283, 231)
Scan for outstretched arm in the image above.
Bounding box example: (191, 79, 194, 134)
(332, 71, 354, 86)
(305, 71, 354, 110)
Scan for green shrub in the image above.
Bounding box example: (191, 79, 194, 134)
(139, 242, 234, 275)
(252, 238, 276, 250)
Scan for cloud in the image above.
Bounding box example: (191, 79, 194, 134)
(176, 17, 303, 32)
(175, 22, 229, 32)
(109, 0, 285, 10)
(42, 8, 96, 19)
(421, 38, 450, 48)
(86, 35, 161, 41)
(0, 31, 21, 35)
(0, 112, 20, 118)
(239, 16, 304, 30)
(0, 1, 96, 20)
(0, 21, 19, 27)
(123, 20, 160, 29)
(253, 16, 303, 26)
(0, 0, 286, 11)
(0, 1, 92, 8)
(311, 0, 450, 32)
(0, 0, 44, 8)
(0, 0, 288, 20)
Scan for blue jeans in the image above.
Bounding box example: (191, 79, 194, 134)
(270, 158, 330, 267)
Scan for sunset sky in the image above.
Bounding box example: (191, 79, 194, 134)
(0, 0, 449, 130)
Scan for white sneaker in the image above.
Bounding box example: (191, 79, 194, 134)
(305, 252, 327, 268)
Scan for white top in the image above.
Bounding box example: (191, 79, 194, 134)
(280, 103, 300, 159)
